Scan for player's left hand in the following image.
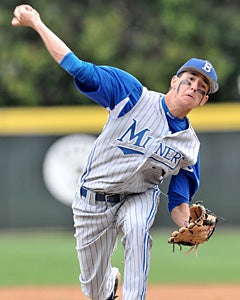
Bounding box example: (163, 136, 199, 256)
(168, 202, 222, 256)
(11, 5, 41, 28)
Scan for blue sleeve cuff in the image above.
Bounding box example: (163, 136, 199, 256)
(168, 191, 189, 212)
(60, 52, 76, 74)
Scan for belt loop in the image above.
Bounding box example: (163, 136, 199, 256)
(80, 186, 87, 198)
(104, 197, 109, 208)
(105, 194, 111, 207)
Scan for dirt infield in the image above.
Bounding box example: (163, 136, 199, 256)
(0, 284, 239, 300)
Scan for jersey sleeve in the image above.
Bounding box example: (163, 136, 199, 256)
(60, 52, 142, 110)
(167, 153, 200, 212)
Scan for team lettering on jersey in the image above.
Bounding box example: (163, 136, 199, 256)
(153, 143, 183, 169)
(117, 119, 152, 149)
(117, 118, 183, 170)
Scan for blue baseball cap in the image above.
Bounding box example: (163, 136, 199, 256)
(176, 58, 219, 94)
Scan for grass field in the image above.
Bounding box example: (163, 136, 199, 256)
(0, 227, 239, 286)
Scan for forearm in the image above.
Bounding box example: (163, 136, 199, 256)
(32, 20, 71, 64)
(171, 203, 190, 227)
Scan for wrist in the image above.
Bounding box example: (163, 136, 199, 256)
(32, 18, 44, 32)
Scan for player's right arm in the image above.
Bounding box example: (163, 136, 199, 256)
(12, 5, 142, 112)
(11, 4, 71, 63)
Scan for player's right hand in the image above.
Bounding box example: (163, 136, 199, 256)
(11, 5, 41, 28)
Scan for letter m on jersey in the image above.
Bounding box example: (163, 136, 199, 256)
(117, 119, 152, 154)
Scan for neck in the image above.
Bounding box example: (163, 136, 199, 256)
(164, 92, 189, 119)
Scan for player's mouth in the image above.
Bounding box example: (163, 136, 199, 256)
(185, 93, 194, 100)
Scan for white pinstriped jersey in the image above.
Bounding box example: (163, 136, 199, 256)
(81, 87, 200, 194)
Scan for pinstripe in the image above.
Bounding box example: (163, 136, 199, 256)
(140, 186, 160, 299)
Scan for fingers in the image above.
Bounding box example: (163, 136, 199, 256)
(11, 17, 20, 27)
(14, 4, 33, 15)
(13, 4, 31, 18)
(11, 4, 37, 27)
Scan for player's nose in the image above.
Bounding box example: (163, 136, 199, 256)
(190, 81, 198, 92)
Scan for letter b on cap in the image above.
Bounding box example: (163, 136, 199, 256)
(202, 62, 212, 73)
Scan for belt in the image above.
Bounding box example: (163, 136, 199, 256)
(80, 186, 121, 204)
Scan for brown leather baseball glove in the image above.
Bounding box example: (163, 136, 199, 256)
(168, 202, 220, 256)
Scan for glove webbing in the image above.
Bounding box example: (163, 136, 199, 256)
(172, 242, 199, 257)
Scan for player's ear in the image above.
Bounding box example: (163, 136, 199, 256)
(199, 95, 209, 106)
(170, 75, 179, 89)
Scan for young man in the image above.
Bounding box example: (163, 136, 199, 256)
(12, 5, 218, 300)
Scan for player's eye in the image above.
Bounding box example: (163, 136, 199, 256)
(200, 83, 208, 94)
(197, 88, 207, 96)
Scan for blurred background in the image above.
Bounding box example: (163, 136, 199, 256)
(0, 0, 239, 230)
(1, 0, 240, 106)
(0, 0, 240, 289)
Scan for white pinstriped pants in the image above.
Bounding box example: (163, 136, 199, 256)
(72, 186, 160, 300)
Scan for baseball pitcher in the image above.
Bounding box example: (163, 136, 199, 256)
(12, 5, 219, 300)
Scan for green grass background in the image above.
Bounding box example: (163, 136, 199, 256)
(0, 227, 239, 286)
